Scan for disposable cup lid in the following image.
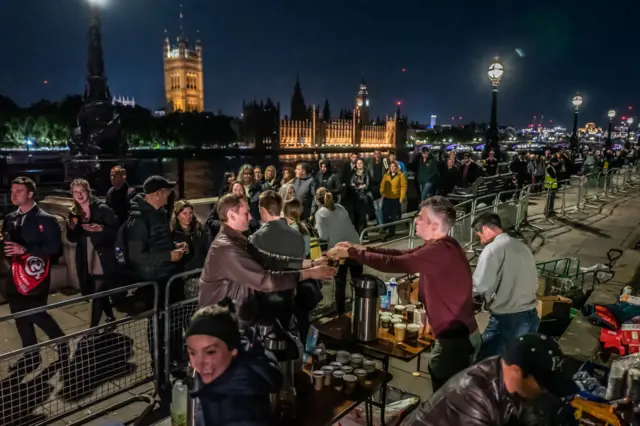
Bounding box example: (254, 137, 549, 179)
(407, 324, 420, 331)
(321, 365, 334, 373)
(332, 370, 345, 377)
(395, 305, 406, 310)
(312, 370, 325, 377)
(350, 353, 363, 359)
(391, 318, 403, 324)
(343, 374, 357, 382)
(394, 323, 407, 329)
(354, 368, 367, 376)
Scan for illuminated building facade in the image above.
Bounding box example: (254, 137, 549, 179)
(112, 96, 135, 108)
(278, 79, 403, 150)
(163, 10, 204, 113)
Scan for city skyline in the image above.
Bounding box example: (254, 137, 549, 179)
(0, 0, 639, 127)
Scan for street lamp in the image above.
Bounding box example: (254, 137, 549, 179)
(570, 93, 583, 151)
(606, 109, 616, 149)
(486, 56, 504, 157)
(626, 117, 634, 149)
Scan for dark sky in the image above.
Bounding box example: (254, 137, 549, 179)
(0, 0, 638, 128)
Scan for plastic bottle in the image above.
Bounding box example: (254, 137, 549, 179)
(389, 278, 399, 306)
(380, 282, 390, 310)
(171, 380, 188, 426)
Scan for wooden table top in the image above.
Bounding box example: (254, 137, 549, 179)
(294, 369, 392, 426)
(314, 314, 433, 362)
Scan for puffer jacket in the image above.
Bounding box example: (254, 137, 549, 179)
(400, 357, 577, 426)
(198, 225, 299, 320)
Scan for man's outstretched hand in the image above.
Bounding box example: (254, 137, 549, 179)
(300, 265, 337, 281)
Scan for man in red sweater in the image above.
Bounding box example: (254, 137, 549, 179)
(329, 196, 480, 391)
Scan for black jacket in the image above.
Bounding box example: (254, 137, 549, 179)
(66, 198, 120, 295)
(125, 194, 179, 282)
(105, 183, 135, 225)
(315, 160, 342, 203)
(400, 357, 577, 426)
(171, 224, 211, 272)
(193, 340, 282, 426)
(1, 204, 62, 297)
(205, 207, 222, 240)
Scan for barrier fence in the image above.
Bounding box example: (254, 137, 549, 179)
(1, 163, 639, 425)
(0, 281, 159, 426)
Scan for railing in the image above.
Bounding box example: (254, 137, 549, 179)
(0, 281, 159, 426)
(163, 269, 202, 386)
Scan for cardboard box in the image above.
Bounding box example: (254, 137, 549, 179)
(622, 324, 640, 345)
(537, 296, 572, 319)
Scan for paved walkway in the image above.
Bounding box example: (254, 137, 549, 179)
(1, 192, 640, 425)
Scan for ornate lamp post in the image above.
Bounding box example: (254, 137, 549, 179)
(570, 93, 583, 151)
(69, 0, 125, 156)
(485, 56, 504, 157)
(626, 117, 634, 149)
(606, 109, 616, 149)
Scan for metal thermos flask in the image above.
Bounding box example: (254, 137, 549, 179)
(351, 275, 387, 342)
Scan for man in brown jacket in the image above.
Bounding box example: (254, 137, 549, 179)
(198, 193, 335, 320)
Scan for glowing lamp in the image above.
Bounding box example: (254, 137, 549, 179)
(608, 110, 616, 119)
(487, 56, 504, 86)
(572, 93, 583, 110)
(627, 117, 634, 126)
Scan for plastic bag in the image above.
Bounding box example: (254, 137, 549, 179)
(334, 385, 420, 426)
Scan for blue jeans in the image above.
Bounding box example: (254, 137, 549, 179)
(373, 197, 383, 224)
(477, 308, 540, 360)
(420, 182, 436, 200)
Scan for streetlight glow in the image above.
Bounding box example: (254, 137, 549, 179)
(627, 117, 634, 126)
(87, 0, 107, 6)
(608, 109, 616, 119)
(487, 56, 504, 87)
(572, 93, 583, 110)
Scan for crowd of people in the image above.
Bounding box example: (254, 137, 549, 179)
(3, 144, 638, 425)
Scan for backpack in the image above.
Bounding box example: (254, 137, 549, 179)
(114, 211, 147, 267)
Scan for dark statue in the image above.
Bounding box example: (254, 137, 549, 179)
(69, 4, 126, 156)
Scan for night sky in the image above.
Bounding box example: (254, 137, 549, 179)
(0, 0, 638, 128)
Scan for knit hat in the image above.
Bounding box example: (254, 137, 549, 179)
(185, 304, 242, 351)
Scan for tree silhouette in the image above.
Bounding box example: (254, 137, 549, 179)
(322, 99, 331, 122)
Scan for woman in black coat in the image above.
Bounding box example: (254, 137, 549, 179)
(170, 200, 211, 273)
(66, 178, 120, 328)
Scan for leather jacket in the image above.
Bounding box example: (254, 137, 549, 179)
(401, 357, 575, 426)
(198, 225, 299, 318)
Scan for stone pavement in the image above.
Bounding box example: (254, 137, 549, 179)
(1, 192, 639, 425)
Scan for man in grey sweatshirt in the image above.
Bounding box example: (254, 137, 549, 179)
(472, 213, 539, 360)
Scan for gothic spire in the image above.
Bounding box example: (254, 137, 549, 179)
(290, 74, 307, 121)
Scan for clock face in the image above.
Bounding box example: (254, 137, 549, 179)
(357, 99, 363, 107)
(365, 99, 370, 107)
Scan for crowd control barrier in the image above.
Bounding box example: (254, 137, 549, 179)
(163, 269, 202, 387)
(0, 281, 159, 426)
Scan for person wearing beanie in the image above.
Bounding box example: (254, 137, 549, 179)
(186, 302, 282, 426)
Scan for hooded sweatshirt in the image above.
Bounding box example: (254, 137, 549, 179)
(193, 340, 282, 426)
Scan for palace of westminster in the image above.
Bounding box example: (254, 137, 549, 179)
(162, 27, 405, 150)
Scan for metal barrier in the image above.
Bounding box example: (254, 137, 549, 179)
(358, 216, 414, 244)
(163, 269, 202, 387)
(0, 281, 159, 426)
